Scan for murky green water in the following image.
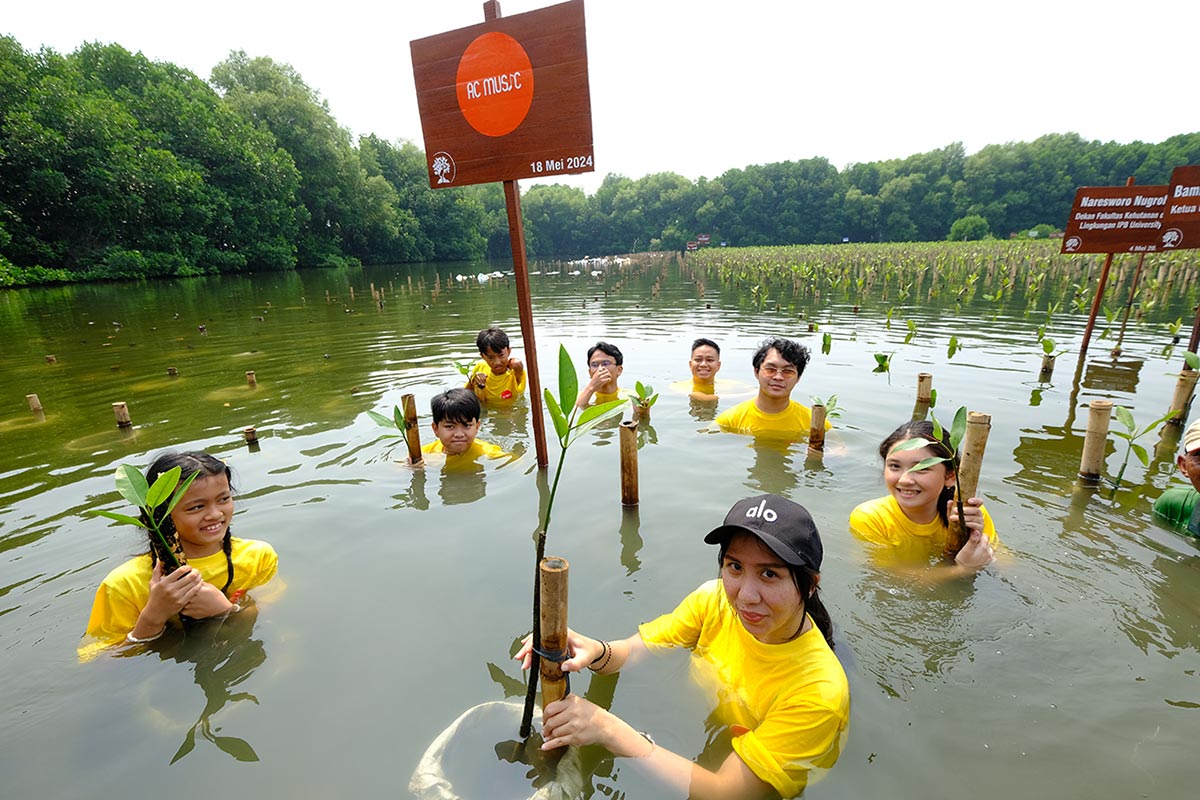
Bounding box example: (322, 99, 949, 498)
(2, 252, 1198, 798)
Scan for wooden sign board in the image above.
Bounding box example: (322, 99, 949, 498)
(1061, 184, 1169, 254)
(410, 0, 594, 189)
(1162, 165, 1200, 251)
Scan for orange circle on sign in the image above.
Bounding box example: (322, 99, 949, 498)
(456, 32, 534, 138)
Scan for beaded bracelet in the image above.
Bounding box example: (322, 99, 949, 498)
(588, 639, 612, 672)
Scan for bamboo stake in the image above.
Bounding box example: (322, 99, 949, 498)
(26, 393, 42, 412)
(619, 420, 639, 507)
(44, 355, 56, 364)
(1039, 354, 1056, 382)
(167, 366, 178, 377)
(1079, 399, 1113, 480)
(112, 401, 132, 428)
(949, 412, 991, 551)
(243, 426, 258, 444)
(246, 370, 257, 387)
(538, 556, 570, 709)
(916, 373, 933, 403)
(1167, 370, 1198, 426)
(808, 404, 827, 451)
(402, 393, 423, 465)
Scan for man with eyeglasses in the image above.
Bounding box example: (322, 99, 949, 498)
(1153, 418, 1200, 537)
(715, 337, 830, 440)
(575, 341, 626, 409)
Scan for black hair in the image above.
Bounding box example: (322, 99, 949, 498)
(716, 534, 835, 650)
(142, 451, 234, 592)
(691, 338, 720, 356)
(878, 420, 958, 528)
(586, 341, 623, 366)
(430, 387, 481, 426)
(476, 327, 510, 354)
(752, 337, 810, 375)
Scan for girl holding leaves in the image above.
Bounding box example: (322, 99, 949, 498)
(850, 419, 996, 571)
(80, 451, 277, 657)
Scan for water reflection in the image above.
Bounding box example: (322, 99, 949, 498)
(121, 603, 266, 764)
(744, 440, 802, 496)
(618, 507, 644, 576)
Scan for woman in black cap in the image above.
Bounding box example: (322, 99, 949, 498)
(515, 494, 848, 799)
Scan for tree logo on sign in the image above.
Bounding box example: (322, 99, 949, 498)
(1163, 228, 1183, 248)
(431, 152, 456, 185)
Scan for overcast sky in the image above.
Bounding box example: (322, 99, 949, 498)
(5, 1, 1197, 195)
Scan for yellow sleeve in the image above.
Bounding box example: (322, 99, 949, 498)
(849, 498, 901, 546)
(638, 580, 717, 650)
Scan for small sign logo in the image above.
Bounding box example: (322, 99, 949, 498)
(745, 499, 777, 522)
(1163, 228, 1183, 248)
(431, 152, 456, 185)
(1064, 236, 1082, 252)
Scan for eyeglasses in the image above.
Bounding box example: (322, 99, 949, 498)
(588, 360, 616, 369)
(759, 365, 798, 378)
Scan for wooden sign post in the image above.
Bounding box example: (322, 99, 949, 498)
(411, 0, 596, 469)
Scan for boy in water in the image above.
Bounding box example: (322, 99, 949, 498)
(575, 341, 625, 408)
(1153, 418, 1200, 537)
(467, 327, 526, 403)
(423, 388, 506, 465)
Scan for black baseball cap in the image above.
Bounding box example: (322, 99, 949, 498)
(704, 494, 823, 571)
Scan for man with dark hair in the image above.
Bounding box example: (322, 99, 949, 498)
(688, 338, 722, 400)
(716, 337, 829, 439)
(575, 341, 625, 408)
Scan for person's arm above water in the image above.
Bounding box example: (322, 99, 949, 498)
(516, 630, 778, 800)
(575, 365, 615, 409)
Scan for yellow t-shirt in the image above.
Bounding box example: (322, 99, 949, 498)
(467, 359, 526, 402)
(592, 388, 625, 405)
(715, 398, 832, 439)
(79, 537, 278, 660)
(849, 494, 998, 555)
(422, 438, 508, 464)
(639, 579, 849, 798)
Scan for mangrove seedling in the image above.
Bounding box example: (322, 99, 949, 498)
(1166, 317, 1183, 343)
(947, 335, 961, 359)
(631, 380, 659, 415)
(810, 394, 842, 420)
(1041, 338, 1067, 359)
(904, 319, 918, 344)
(821, 331, 832, 355)
(873, 352, 893, 373)
(1185, 351, 1200, 371)
(521, 345, 626, 737)
(86, 464, 201, 572)
(1110, 406, 1180, 490)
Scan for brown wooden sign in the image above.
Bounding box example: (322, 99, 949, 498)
(1061, 184, 1169, 254)
(1162, 165, 1200, 251)
(410, 0, 594, 189)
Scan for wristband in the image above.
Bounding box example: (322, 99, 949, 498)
(636, 730, 655, 758)
(588, 639, 613, 672)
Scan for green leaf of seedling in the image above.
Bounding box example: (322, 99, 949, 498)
(891, 437, 932, 453)
(557, 344, 578, 411)
(646, 392, 659, 408)
(929, 388, 938, 408)
(115, 464, 149, 508)
(394, 405, 405, 432)
(452, 360, 472, 377)
(566, 399, 626, 446)
(636, 380, 647, 398)
(163, 469, 202, 518)
(1131, 442, 1149, 467)
(950, 406, 968, 448)
(1185, 351, 1200, 371)
(543, 388, 569, 445)
(931, 414, 944, 442)
(145, 466, 182, 510)
(211, 735, 260, 762)
(1137, 408, 1180, 437)
(1114, 405, 1135, 433)
(874, 353, 889, 367)
(85, 509, 148, 528)
(1111, 431, 1132, 442)
(1042, 338, 1055, 355)
(906, 456, 951, 473)
(368, 410, 396, 429)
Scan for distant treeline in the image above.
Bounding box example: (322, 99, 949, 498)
(1, 38, 1198, 286)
